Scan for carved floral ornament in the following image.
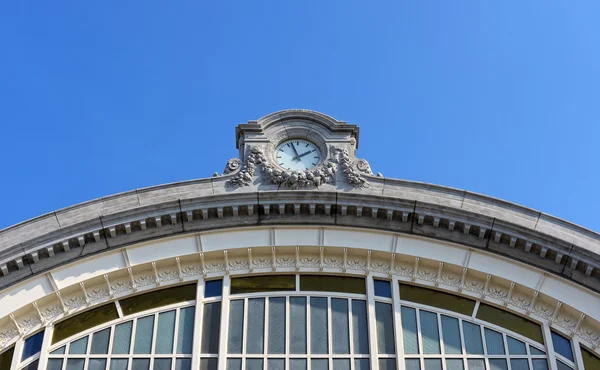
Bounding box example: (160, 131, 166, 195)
(1, 245, 599, 353)
(221, 145, 374, 189)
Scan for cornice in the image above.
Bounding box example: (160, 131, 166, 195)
(0, 174, 599, 294)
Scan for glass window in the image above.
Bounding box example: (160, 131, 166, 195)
(405, 359, 420, 370)
(401, 306, 419, 354)
(484, 328, 505, 355)
(155, 310, 176, 354)
(112, 321, 133, 354)
(0, 347, 14, 369)
(21, 330, 44, 360)
(352, 300, 369, 354)
(445, 359, 464, 370)
(89, 358, 108, 370)
(269, 359, 286, 370)
(90, 328, 111, 354)
(53, 303, 119, 344)
(247, 359, 264, 370)
(376, 302, 395, 354)
(532, 359, 549, 370)
(333, 359, 350, 370)
(133, 315, 154, 354)
(556, 361, 572, 370)
(441, 316, 462, 355)
(582, 346, 600, 370)
(488, 359, 508, 370)
(420, 310, 441, 354)
(290, 359, 307, 370)
(374, 279, 392, 298)
(399, 284, 475, 316)
(510, 359, 529, 370)
(201, 302, 221, 354)
(463, 322, 483, 355)
(227, 300, 244, 354)
(47, 358, 63, 370)
(21, 359, 40, 370)
(268, 297, 286, 354)
(466, 359, 486, 370)
(476, 304, 544, 344)
(424, 359, 442, 370)
(290, 297, 307, 354)
(551, 331, 574, 361)
(205, 280, 223, 298)
(246, 298, 266, 354)
(120, 284, 196, 316)
(230, 275, 295, 294)
(68, 337, 88, 355)
(331, 298, 350, 354)
(177, 306, 195, 354)
(507, 336, 527, 355)
(311, 297, 329, 354)
(379, 359, 397, 370)
(300, 275, 366, 294)
(354, 359, 369, 370)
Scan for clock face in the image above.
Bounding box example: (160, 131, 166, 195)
(275, 139, 322, 171)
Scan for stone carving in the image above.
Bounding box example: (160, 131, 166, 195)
(533, 304, 554, 320)
(228, 259, 249, 271)
(0, 327, 18, 347)
(487, 286, 509, 300)
(224, 145, 370, 189)
(417, 268, 438, 282)
(393, 264, 414, 277)
(134, 275, 155, 287)
(252, 257, 273, 269)
(158, 270, 179, 282)
(510, 294, 531, 310)
(346, 258, 368, 271)
(19, 316, 42, 332)
(65, 296, 86, 310)
(226, 147, 265, 188)
(323, 257, 344, 269)
(555, 314, 578, 332)
(41, 306, 64, 321)
(440, 273, 461, 287)
(300, 257, 320, 268)
(203, 261, 225, 274)
(111, 280, 133, 294)
(577, 325, 600, 344)
(276, 256, 296, 268)
(87, 288, 109, 301)
(370, 260, 390, 273)
(181, 265, 202, 277)
(463, 279, 485, 294)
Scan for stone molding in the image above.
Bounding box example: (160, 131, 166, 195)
(0, 242, 599, 356)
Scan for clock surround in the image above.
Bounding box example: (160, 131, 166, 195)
(273, 139, 322, 171)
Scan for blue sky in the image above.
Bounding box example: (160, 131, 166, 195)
(1, 2, 599, 232)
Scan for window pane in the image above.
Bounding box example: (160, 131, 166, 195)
(155, 310, 176, 354)
(354, 359, 369, 370)
(376, 302, 395, 354)
(290, 359, 307, 370)
(312, 359, 328, 370)
(53, 303, 119, 344)
(551, 332, 574, 361)
(445, 359, 464, 370)
(91, 328, 111, 354)
(489, 359, 508, 370)
(201, 302, 221, 354)
(405, 359, 420, 370)
(463, 322, 483, 355)
(89, 358, 108, 370)
(22, 331, 44, 360)
(582, 346, 600, 370)
(374, 280, 392, 298)
(510, 359, 529, 370)
(177, 306, 195, 354)
(333, 359, 350, 370)
(112, 321, 133, 354)
(153, 359, 172, 370)
(200, 359, 218, 370)
(134, 315, 155, 354)
(228, 300, 244, 354)
(290, 297, 307, 354)
(230, 275, 295, 294)
(301, 275, 366, 294)
(532, 359, 548, 370)
(530, 346, 545, 355)
(402, 306, 419, 354)
(476, 304, 543, 344)
(110, 359, 129, 370)
(311, 297, 329, 354)
(507, 337, 527, 355)
(120, 284, 196, 316)
(176, 359, 192, 370)
(441, 316, 462, 355)
(466, 359, 485, 370)
(21, 360, 40, 370)
(400, 284, 475, 316)
(205, 280, 223, 298)
(51, 346, 65, 355)
(424, 359, 442, 370)
(246, 298, 266, 354)
(66, 359, 85, 370)
(331, 298, 350, 354)
(352, 300, 369, 354)
(69, 336, 89, 355)
(269, 359, 285, 370)
(484, 328, 505, 355)
(379, 359, 397, 370)
(48, 359, 64, 370)
(132, 358, 151, 370)
(227, 359, 242, 370)
(268, 297, 286, 354)
(556, 361, 572, 370)
(420, 310, 441, 354)
(247, 359, 264, 370)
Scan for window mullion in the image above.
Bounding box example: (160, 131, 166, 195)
(36, 325, 55, 370)
(391, 277, 406, 370)
(365, 274, 379, 370)
(543, 323, 559, 370)
(217, 275, 231, 370)
(191, 279, 206, 370)
(9, 336, 24, 370)
(572, 336, 585, 370)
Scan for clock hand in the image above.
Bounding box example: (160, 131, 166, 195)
(291, 143, 300, 159)
(293, 150, 313, 161)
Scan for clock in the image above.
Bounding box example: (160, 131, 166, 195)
(274, 139, 322, 171)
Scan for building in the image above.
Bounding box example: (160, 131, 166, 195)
(0, 110, 599, 370)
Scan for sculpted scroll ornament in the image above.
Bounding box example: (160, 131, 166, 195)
(224, 145, 371, 189)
